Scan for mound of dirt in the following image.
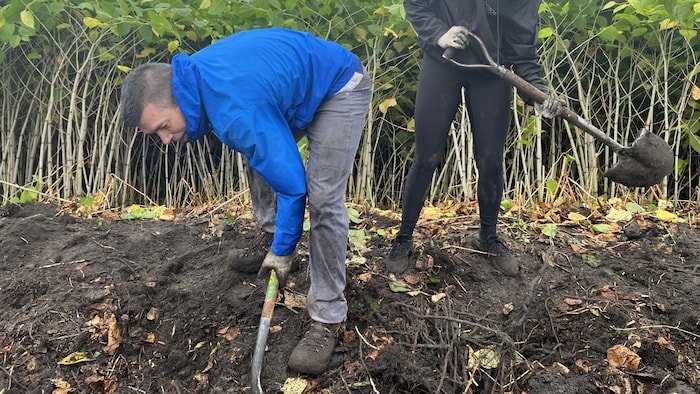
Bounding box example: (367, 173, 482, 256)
(0, 202, 698, 393)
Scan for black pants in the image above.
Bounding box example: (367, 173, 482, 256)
(398, 54, 512, 240)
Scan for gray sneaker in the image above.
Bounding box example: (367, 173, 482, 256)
(386, 239, 412, 274)
(471, 234, 519, 276)
(288, 321, 340, 375)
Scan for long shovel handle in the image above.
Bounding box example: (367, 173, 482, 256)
(442, 36, 627, 153)
(251, 271, 279, 394)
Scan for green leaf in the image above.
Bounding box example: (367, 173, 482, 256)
(545, 179, 558, 196)
(20, 10, 34, 29)
(0, 24, 16, 42)
(98, 52, 115, 61)
(348, 228, 366, 251)
(687, 129, 700, 154)
(541, 223, 557, 237)
(388, 280, 410, 293)
(625, 202, 645, 213)
(590, 223, 612, 233)
(167, 40, 180, 53)
(538, 26, 553, 39)
(659, 18, 678, 30)
(500, 199, 514, 211)
(598, 26, 622, 42)
(602, 1, 617, 11)
(83, 17, 101, 29)
(582, 254, 602, 268)
(347, 207, 363, 224)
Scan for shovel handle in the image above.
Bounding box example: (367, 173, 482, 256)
(251, 271, 279, 394)
(495, 69, 626, 153)
(442, 47, 457, 60)
(441, 34, 626, 153)
(261, 270, 279, 318)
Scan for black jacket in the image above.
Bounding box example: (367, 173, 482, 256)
(404, 0, 546, 92)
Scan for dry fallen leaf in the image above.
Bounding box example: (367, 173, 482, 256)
(607, 344, 641, 371)
(569, 243, 591, 254)
(104, 313, 122, 355)
(655, 336, 676, 351)
(595, 285, 616, 299)
(404, 274, 420, 285)
(467, 346, 499, 370)
(564, 298, 583, 306)
(502, 302, 514, 315)
(358, 272, 372, 282)
(146, 307, 159, 322)
(425, 254, 435, 269)
(217, 326, 241, 341)
(568, 212, 588, 222)
(51, 378, 72, 394)
(431, 293, 446, 303)
(57, 351, 100, 365)
(575, 359, 591, 373)
(281, 377, 308, 394)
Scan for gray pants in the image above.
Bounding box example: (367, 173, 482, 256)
(244, 72, 372, 324)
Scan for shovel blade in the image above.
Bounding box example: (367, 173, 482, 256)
(603, 129, 674, 187)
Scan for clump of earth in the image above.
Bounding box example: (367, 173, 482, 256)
(0, 202, 698, 393)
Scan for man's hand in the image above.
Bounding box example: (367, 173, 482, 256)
(257, 251, 295, 288)
(437, 26, 470, 49)
(535, 95, 565, 119)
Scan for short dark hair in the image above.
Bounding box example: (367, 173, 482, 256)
(120, 63, 177, 128)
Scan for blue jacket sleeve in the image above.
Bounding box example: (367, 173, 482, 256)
(216, 106, 307, 257)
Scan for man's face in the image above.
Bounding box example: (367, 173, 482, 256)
(139, 103, 188, 144)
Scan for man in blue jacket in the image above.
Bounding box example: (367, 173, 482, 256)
(120, 28, 372, 375)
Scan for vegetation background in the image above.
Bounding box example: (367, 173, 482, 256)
(0, 0, 699, 212)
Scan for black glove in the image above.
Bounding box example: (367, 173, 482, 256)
(535, 95, 565, 119)
(257, 250, 295, 288)
(437, 26, 470, 50)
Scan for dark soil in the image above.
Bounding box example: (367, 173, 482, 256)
(0, 202, 698, 393)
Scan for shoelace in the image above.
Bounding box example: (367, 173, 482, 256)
(300, 323, 332, 353)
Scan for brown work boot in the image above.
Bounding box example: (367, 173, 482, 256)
(471, 234, 519, 276)
(228, 231, 273, 273)
(288, 321, 340, 375)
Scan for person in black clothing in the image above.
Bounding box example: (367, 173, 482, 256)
(387, 0, 561, 276)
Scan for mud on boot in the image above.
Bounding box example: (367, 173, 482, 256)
(470, 234, 518, 276)
(288, 321, 340, 375)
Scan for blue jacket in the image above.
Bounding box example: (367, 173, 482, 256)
(170, 28, 360, 256)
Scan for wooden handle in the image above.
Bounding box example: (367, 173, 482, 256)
(261, 270, 279, 319)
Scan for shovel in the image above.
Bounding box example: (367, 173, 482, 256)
(443, 32, 674, 187)
(251, 270, 279, 394)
